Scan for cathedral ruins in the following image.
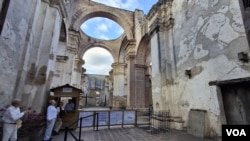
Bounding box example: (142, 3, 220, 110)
(1, 0, 250, 139)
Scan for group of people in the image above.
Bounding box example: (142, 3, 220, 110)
(1, 98, 74, 141)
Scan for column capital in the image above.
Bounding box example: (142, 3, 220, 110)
(124, 40, 136, 53)
(74, 56, 84, 73)
(111, 63, 126, 75)
(149, 15, 174, 36)
(67, 30, 80, 54)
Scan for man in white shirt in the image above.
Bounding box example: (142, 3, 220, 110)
(43, 99, 57, 141)
(2, 99, 26, 141)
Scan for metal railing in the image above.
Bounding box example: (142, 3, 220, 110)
(63, 108, 152, 141)
(64, 113, 99, 141)
(149, 110, 170, 134)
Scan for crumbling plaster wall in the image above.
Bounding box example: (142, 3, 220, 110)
(148, 0, 250, 137)
(173, 0, 250, 136)
(0, 0, 39, 106)
(0, 0, 65, 112)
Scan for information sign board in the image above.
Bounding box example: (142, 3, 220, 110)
(78, 111, 94, 127)
(110, 111, 123, 125)
(96, 111, 109, 126)
(123, 111, 135, 124)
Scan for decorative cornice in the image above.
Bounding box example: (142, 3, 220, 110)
(56, 55, 69, 63)
(74, 56, 84, 72)
(124, 40, 136, 60)
(111, 63, 126, 75)
(149, 16, 174, 36)
(67, 30, 80, 54)
(148, 0, 174, 35)
(42, 0, 67, 18)
(135, 64, 147, 69)
(160, 14, 174, 31)
(147, 0, 173, 20)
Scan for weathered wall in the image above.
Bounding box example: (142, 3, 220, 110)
(0, 0, 66, 112)
(148, 0, 250, 137)
(0, 0, 39, 106)
(2, 0, 249, 138)
(81, 74, 110, 107)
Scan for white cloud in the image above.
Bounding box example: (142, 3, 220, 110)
(83, 47, 114, 75)
(116, 27, 124, 35)
(99, 34, 110, 40)
(80, 23, 88, 30)
(97, 23, 108, 32)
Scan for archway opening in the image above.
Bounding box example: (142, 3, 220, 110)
(80, 17, 124, 40)
(82, 47, 114, 75)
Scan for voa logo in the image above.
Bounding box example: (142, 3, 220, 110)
(226, 129, 246, 136)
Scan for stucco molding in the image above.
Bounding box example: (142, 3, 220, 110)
(67, 30, 80, 54)
(42, 0, 67, 18)
(74, 56, 84, 72)
(112, 63, 126, 75)
(56, 55, 69, 63)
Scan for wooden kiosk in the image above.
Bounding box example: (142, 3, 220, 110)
(49, 84, 83, 129)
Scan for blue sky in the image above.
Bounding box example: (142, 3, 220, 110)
(82, 0, 158, 75)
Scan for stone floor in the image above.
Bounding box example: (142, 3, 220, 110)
(46, 126, 220, 141)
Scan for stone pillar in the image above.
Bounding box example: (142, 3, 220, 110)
(124, 40, 137, 108)
(9, 0, 42, 105)
(161, 12, 176, 82)
(150, 18, 164, 110)
(149, 9, 175, 111)
(66, 30, 81, 86)
(103, 76, 110, 106)
(134, 64, 147, 108)
(108, 70, 114, 107)
(51, 55, 69, 87)
(21, 0, 64, 111)
(71, 55, 84, 89)
(126, 54, 135, 108)
(145, 74, 152, 107)
(111, 63, 126, 107)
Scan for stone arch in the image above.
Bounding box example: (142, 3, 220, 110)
(118, 36, 129, 63)
(79, 42, 115, 63)
(136, 33, 151, 66)
(134, 33, 152, 108)
(71, 1, 134, 40)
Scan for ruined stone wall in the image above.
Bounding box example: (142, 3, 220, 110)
(0, 0, 66, 112)
(0, 0, 40, 106)
(148, 0, 250, 137)
(82, 74, 110, 107)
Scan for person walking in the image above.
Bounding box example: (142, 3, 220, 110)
(43, 99, 57, 141)
(1, 99, 26, 141)
(53, 102, 64, 135)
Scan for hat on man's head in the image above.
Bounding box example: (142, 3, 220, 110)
(12, 99, 21, 106)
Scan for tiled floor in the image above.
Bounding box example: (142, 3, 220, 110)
(47, 126, 219, 141)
